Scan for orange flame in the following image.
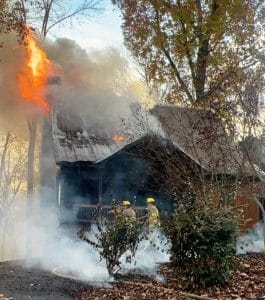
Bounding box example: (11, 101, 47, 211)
(18, 30, 52, 114)
(112, 134, 125, 142)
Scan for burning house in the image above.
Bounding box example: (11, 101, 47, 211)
(51, 102, 173, 224)
(50, 102, 265, 230)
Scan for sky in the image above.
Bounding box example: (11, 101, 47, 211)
(53, 1, 124, 52)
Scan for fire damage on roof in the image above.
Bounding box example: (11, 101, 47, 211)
(52, 104, 262, 175)
(51, 104, 264, 225)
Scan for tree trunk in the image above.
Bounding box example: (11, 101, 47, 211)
(0, 132, 10, 182)
(26, 119, 37, 258)
(1, 225, 5, 261)
(1, 212, 8, 261)
(39, 118, 56, 210)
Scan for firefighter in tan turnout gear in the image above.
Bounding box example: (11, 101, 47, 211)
(121, 200, 137, 263)
(146, 197, 160, 229)
(122, 200, 136, 222)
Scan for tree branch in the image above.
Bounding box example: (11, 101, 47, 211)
(0, 132, 10, 184)
(45, 0, 103, 34)
(162, 47, 194, 103)
(152, 4, 194, 102)
(176, 0, 196, 88)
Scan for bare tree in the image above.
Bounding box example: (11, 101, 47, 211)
(16, 0, 105, 37)
(0, 133, 27, 260)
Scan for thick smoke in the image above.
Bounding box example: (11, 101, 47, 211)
(10, 206, 108, 282)
(121, 230, 170, 280)
(44, 37, 151, 134)
(9, 201, 169, 282)
(0, 32, 152, 135)
(0, 32, 29, 134)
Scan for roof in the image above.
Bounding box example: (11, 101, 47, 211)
(150, 105, 260, 176)
(239, 135, 265, 172)
(51, 103, 262, 177)
(51, 102, 148, 163)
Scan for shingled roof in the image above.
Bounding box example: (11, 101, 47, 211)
(51, 104, 262, 177)
(51, 103, 148, 163)
(150, 105, 243, 174)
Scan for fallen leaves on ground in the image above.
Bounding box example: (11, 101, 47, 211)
(74, 252, 265, 300)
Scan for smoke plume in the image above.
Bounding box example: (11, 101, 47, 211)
(0, 32, 29, 133)
(10, 202, 169, 282)
(0, 31, 153, 135)
(44, 37, 152, 134)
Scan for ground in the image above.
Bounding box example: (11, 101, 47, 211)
(75, 253, 265, 300)
(0, 253, 264, 300)
(0, 260, 88, 300)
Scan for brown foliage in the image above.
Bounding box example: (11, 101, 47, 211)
(0, 0, 26, 46)
(112, 0, 265, 115)
(74, 253, 265, 299)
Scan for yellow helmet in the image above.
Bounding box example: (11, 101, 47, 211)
(146, 197, 155, 203)
(122, 200, 131, 206)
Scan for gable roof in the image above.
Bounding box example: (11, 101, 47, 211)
(150, 106, 240, 174)
(51, 104, 263, 177)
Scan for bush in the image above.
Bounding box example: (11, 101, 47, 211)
(79, 208, 141, 276)
(162, 204, 240, 288)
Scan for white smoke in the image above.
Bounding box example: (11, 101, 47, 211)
(20, 210, 108, 282)
(8, 203, 168, 283)
(119, 229, 170, 281)
(236, 222, 265, 254)
(43, 37, 153, 131)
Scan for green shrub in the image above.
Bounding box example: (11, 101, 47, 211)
(79, 208, 141, 276)
(162, 204, 240, 288)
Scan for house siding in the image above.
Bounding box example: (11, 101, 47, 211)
(234, 183, 261, 231)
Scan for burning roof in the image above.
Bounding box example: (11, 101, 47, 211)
(51, 103, 263, 177)
(51, 101, 148, 163)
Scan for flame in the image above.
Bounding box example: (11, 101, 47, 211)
(18, 30, 52, 114)
(112, 134, 125, 142)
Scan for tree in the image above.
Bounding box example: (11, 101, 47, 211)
(0, 133, 27, 260)
(16, 0, 104, 37)
(112, 0, 265, 109)
(0, 0, 26, 47)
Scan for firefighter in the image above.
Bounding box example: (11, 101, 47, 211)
(122, 200, 136, 222)
(120, 200, 137, 263)
(146, 197, 160, 229)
